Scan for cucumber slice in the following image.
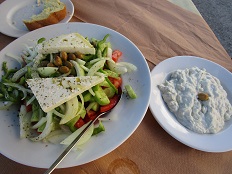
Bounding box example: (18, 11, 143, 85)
(37, 67, 58, 77)
(83, 91, 93, 102)
(104, 87, 116, 99)
(125, 85, 137, 99)
(92, 85, 110, 105)
(91, 102, 99, 111)
(104, 69, 119, 79)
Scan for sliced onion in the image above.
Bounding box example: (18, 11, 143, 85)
(80, 65, 89, 72)
(88, 88, 95, 96)
(22, 47, 37, 63)
(107, 47, 113, 58)
(117, 62, 137, 72)
(75, 94, 84, 116)
(31, 68, 40, 78)
(11, 67, 27, 82)
(26, 95, 36, 106)
(87, 59, 105, 76)
(49, 53, 54, 62)
(19, 105, 32, 138)
(53, 109, 65, 118)
(89, 57, 111, 65)
(86, 102, 97, 113)
(32, 53, 46, 68)
(107, 60, 127, 74)
(76, 59, 86, 65)
(60, 97, 79, 124)
(70, 60, 85, 76)
(59, 104, 65, 113)
(61, 122, 94, 146)
(59, 70, 71, 77)
(46, 130, 71, 144)
(31, 111, 53, 141)
(3, 83, 32, 100)
(11, 61, 34, 82)
(32, 117, 47, 129)
(94, 72, 107, 77)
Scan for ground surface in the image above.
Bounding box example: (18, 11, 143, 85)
(192, 0, 232, 57)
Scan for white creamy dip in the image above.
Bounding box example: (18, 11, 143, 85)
(158, 67, 232, 134)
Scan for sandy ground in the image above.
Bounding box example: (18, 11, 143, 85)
(192, 0, 232, 57)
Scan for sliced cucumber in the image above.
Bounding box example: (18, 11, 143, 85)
(92, 85, 110, 105)
(83, 91, 93, 102)
(99, 80, 111, 88)
(104, 87, 116, 99)
(91, 102, 100, 111)
(104, 69, 119, 79)
(125, 85, 137, 99)
(37, 67, 58, 77)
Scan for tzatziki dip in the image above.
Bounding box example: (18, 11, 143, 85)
(158, 67, 232, 134)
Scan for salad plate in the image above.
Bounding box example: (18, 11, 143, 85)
(149, 56, 232, 152)
(0, 0, 74, 38)
(0, 22, 151, 168)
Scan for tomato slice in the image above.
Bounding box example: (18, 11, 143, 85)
(100, 93, 120, 113)
(112, 50, 122, 62)
(84, 110, 98, 122)
(108, 77, 122, 89)
(26, 104, 32, 112)
(23, 100, 32, 112)
(74, 118, 85, 129)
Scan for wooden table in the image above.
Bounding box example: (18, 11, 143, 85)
(0, 0, 232, 173)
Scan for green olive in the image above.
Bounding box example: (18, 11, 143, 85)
(47, 62, 55, 67)
(39, 60, 49, 67)
(64, 61, 73, 69)
(60, 51, 68, 61)
(75, 52, 84, 59)
(198, 93, 209, 101)
(54, 56, 63, 66)
(59, 66, 70, 74)
(68, 53, 76, 60)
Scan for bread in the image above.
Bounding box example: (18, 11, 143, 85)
(23, 0, 66, 31)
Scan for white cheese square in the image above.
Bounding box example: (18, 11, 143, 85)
(26, 76, 104, 112)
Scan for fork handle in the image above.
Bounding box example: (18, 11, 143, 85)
(44, 118, 96, 174)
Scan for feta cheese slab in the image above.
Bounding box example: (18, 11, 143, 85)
(37, 33, 95, 55)
(26, 76, 104, 112)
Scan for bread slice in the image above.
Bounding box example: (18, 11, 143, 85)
(23, 0, 66, 31)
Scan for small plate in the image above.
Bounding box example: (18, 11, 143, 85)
(0, 22, 151, 168)
(149, 56, 232, 152)
(0, 0, 74, 38)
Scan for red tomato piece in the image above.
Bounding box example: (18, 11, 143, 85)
(84, 110, 98, 122)
(26, 104, 32, 112)
(87, 110, 97, 117)
(108, 77, 122, 89)
(37, 130, 42, 134)
(100, 94, 120, 113)
(112, 50, 122, 62)
(23, 100, 32, 112)
(74, 118, 85, 129)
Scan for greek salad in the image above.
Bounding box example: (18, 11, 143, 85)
(0, 32, 137, 147)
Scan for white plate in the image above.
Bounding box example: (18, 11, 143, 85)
(149, 56, 232, 152)
(0, 0, 74, 38)
(0, 22, 151, 168)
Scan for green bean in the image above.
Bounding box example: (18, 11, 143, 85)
(1, 62, 17, 81)
(18, 77, 26, 85)
(102, 47, 108, 57)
